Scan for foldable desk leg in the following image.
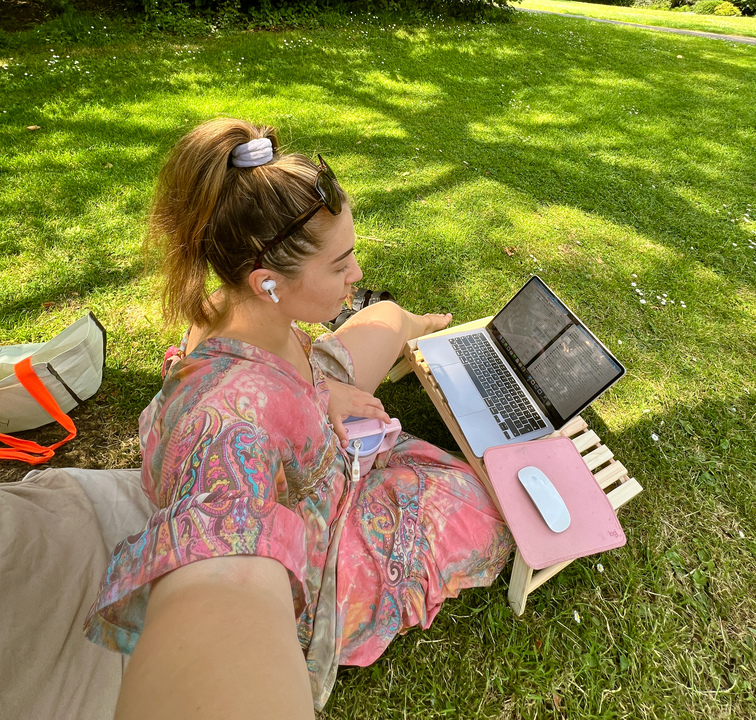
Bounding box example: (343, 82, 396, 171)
(388, 357, 413, 383)
(508, 550, 533, 617)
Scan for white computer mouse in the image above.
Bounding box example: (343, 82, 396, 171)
(517, 466, 571, 533)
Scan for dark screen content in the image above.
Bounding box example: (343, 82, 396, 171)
(491, 280, 622, 419)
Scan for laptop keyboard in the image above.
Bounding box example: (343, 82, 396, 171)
(448, 334, 547, 439)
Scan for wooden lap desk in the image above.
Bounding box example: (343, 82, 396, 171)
(388, 318, 643, 615)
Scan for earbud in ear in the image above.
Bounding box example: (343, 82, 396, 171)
(261, 279, 279, 303)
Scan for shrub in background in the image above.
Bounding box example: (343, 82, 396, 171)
(636, 0, 751, 11)
(140, 0, 513, 29)
(140, 0, 213, 34)
(713, 0, 741, 12)
(693, 0, 722, 11)
(5, 0, 517, 42)
(631, 0, 673, 10)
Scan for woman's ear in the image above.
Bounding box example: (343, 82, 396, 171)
(249, 269, 281, 303)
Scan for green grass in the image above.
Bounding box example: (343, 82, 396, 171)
(2, 9, 756, 719)
(519, 0, 756, 39)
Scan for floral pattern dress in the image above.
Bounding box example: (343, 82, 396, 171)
(85, 327, 514, 711)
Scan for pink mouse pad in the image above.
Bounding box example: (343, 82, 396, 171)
(484, 436, 626, 570)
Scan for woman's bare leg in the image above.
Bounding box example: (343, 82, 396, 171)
(333, 301, 452, 394)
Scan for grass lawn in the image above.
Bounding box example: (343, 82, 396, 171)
(2, 7, 756, 719)
(518, 0, 756, 39)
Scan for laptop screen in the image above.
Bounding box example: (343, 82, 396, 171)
(488, 276, 625, 425)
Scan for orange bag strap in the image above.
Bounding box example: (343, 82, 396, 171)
(0, 357, 77, 465)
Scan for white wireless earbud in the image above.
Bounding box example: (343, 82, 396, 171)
(261, 279, 279, 303)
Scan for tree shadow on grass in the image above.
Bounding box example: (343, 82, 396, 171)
(3, 18, 755, 313)
(306, 23, 756, 278)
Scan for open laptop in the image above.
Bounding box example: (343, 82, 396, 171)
(417, 276, 625, 457)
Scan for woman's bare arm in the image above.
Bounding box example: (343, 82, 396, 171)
(115, 555, 315, 720)
(334, 301, 452, 394)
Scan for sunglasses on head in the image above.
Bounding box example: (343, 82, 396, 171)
(253, 155, 342, 271)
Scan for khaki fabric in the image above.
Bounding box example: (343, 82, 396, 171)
(0, 468, 153, 720)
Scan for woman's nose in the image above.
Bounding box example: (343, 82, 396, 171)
(349, 257, 363, 285)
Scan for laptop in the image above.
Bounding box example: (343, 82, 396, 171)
(417, 276, 625, 457)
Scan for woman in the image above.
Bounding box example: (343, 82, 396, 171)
(85, 118, 513, 719)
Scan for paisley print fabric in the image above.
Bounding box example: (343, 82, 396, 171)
(84, 326, 513, 711)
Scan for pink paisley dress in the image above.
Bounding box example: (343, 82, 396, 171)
(85, 327, 513, 710)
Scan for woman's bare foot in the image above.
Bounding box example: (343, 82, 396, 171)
(421, 312, 453, 335)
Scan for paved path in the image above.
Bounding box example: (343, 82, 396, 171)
(519, 7, 756, 45)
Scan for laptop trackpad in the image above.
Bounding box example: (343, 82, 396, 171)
(431, 363, 488, 416)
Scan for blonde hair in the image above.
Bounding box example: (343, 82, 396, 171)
(147, 117, 348, 329)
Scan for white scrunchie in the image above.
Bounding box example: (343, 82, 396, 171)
(230, 137, 274, 168)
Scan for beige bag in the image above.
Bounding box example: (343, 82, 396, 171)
(0, 313, 106, 463)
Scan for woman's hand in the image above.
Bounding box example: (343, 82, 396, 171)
(324, 378, 391, 448)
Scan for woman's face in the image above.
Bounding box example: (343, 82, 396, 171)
(279, 205, 363, 324)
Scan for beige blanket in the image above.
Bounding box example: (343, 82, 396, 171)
(0, 468, 155, 720)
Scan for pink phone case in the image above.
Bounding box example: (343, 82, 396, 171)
(344, 416, 402, 477)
